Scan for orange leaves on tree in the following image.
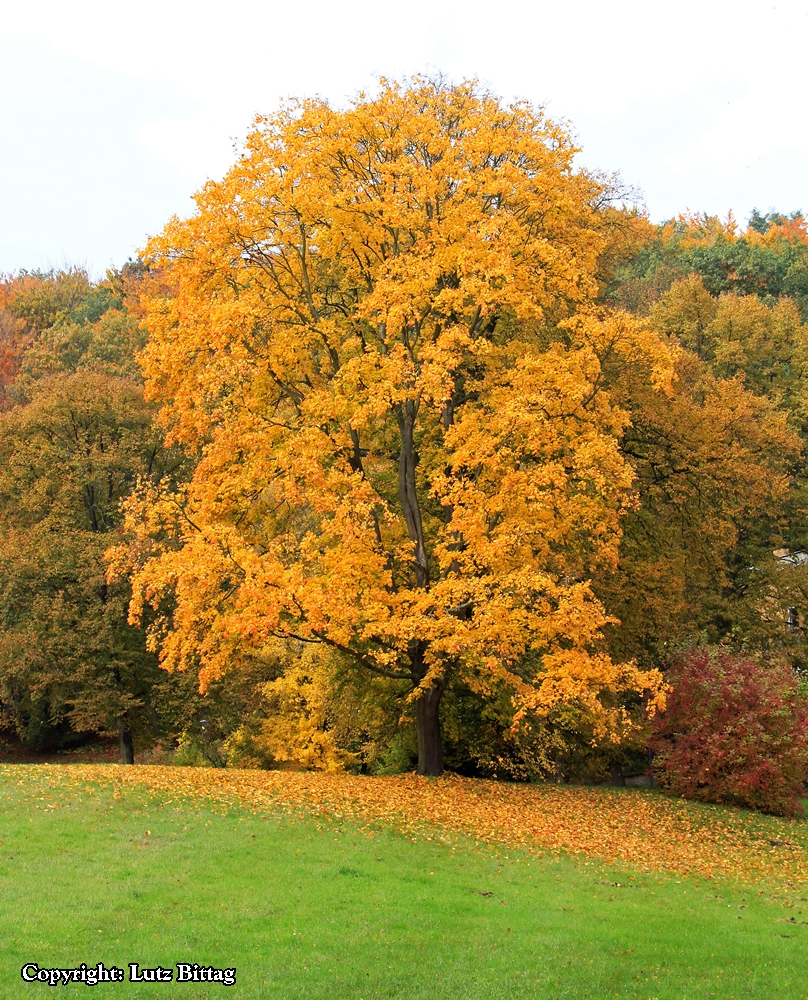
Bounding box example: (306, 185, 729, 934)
(113, 77, 672, 774)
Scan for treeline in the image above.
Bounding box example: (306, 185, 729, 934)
(2, 216, 807, 780)
(1, 83, 807, 800)
(0, 221, 808, 778)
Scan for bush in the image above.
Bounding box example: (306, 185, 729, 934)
(651, 647, 808, 816)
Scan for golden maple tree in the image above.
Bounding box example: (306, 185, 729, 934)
(117, 78, 668, 774)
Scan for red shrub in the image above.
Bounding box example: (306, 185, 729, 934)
(650, 647, 808, 816)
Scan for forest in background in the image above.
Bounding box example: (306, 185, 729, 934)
(1, 81, 807, 802)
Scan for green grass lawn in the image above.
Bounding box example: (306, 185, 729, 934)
(0, 770, 805, 999)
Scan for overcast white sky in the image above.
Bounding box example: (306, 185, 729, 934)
(1, 0, 806, 275)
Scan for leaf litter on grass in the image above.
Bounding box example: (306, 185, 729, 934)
(2, 764, 806, 891)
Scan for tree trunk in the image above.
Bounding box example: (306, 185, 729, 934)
(416, 683, 445, 776)
(117, 717, 134, 765)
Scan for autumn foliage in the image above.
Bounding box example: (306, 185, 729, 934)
(3, 80, 808, 803)
(117, 78, 668, 775)
(651, 648, 808, 816)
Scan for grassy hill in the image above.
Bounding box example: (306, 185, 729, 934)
(0, 765, 805, 998)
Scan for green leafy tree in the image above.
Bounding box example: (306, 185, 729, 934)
(609, 212, 808, 320)
(0, 371, 176, 760)
(0, 267, 187, 762)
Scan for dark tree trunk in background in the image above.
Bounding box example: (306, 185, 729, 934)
(117, 717, 134, 765)
(416, 682, 446, 776)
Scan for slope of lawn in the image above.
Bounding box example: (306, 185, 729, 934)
(0, 765, 806, 999)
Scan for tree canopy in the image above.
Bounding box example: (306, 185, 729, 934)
(118, 78, 668, 774)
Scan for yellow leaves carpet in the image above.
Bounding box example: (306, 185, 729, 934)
(4, 765, 806, 890)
